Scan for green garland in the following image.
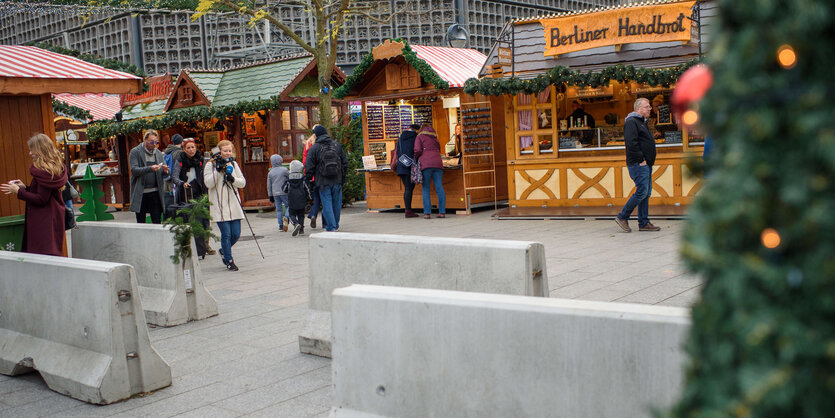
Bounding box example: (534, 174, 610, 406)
(463, 60, 698, 96)
(334, 38, 450, 99)
(52, 98, 93, 122)
(87, 94, 286, 140)
(28, 42, 147, 80)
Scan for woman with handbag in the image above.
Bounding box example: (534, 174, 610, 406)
(413, 125, 446, 219)
(0, 133, 68, 256)
(393, 124, 420, 218)
(172, 138, 211, 258)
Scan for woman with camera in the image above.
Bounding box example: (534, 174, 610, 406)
(204, 140, 246, 271)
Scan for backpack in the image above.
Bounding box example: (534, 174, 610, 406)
(317, 141, 342, 179)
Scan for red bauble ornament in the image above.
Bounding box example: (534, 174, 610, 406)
(671, 64, 713, 117)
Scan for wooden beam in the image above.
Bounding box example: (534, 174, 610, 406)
(0, 77, 143, 95)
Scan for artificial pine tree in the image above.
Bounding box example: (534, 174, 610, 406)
(75, 166, 114, 222)
(671, 0, 835, 415)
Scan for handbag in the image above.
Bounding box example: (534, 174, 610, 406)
(410, 159, 422, 184)
(389, 146, 397, 167)
(64, 206, 76, 230)
(67, 181, 79, 199)
(397, 153, 414, 167)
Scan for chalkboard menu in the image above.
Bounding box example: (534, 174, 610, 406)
(413, 105, 433, 127)
(664, 131, 683, 144)
(399, 105, 413, 131)
(367, 105, 384, 140)
(369, 142, 387, 162)
(657, 104, 671, 124)
(384, 106, 401, 138)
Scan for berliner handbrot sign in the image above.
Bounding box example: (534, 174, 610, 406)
(541, 1, 695, 56)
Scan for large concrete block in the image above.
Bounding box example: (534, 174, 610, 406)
(302, 232, 548, 357)
(0, 251, 172, 404)
(331, 285, 690, 418)
(71, 222, 218, 327)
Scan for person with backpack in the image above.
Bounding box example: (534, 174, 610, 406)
(304, 124, 348, 232)
(282, 160, 312, 236)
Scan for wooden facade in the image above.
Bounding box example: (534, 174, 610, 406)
(479, 0, 716, 211)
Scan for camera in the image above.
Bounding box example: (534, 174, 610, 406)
(214, 154, 235, 172)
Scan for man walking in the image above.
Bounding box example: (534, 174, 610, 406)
(615, 98, 661, 232)
(304, 125, 348, 232)
(129, 130, 168, 223)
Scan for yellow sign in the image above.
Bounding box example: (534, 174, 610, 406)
(542, 1, 695, 56)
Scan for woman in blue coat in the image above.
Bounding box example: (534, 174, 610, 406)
(394, 124, 420, 218)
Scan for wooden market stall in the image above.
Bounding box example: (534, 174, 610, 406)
(0, 45, 142, 217)
(113, 55, 347, 208)
(53, 93, 124, 206)
(336, 40, 508, 213)
(471, 0, 716, 217)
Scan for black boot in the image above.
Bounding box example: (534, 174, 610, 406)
(226, 261, 238, 271)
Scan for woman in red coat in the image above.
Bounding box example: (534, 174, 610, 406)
(0, 133, 68, 256)
(413, 125, 446, 219)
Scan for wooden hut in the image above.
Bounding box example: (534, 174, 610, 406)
(0, 45, 142, 217)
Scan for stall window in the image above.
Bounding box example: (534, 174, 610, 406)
(281, 106, 292, 130)
(516, 87, 557, 156)
(294, 107, 309, 130)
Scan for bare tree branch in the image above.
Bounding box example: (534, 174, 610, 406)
(217, 0, 316, 55)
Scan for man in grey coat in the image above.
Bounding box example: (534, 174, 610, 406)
(129, 130, 169, 223)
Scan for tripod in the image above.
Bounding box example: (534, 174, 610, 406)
(223, 178, 265, 259)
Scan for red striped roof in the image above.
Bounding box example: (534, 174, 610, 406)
(0, 45, 141, 81)
(410, 45, 487, 88)
(53, 93, 122, 121)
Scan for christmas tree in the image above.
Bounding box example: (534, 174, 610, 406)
(671, 0, 835, 415)
(75, 165, 114, 222)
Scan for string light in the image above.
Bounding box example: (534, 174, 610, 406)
(682, 109, 699, 126)
(777, 44, 797, 69)
(761, 228, 781, 249)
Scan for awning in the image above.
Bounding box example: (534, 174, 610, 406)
(0, 45, 143, 95)
(53, 93, 122, 121)
(409, 45, 487, 88)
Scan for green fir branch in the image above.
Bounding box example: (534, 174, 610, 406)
(52, 98, 94, 122)
(163, 195, 217, 265)
(463, 60, 699, 96)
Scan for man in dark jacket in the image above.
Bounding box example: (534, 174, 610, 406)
(304, 124, 348, 231)
(615, 98, 661, 232)
(395, 124, 420, 218)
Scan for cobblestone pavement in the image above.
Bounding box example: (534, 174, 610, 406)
(0, 203, 700, 417)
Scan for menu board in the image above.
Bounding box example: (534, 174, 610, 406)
(657, 104, 671, 124)
(413, 105, 433, 127)
(367, 105, 384, 140)
(399, 106, 413, 131)
(384, 106, 401, 138)
(664, 131, 683, 144)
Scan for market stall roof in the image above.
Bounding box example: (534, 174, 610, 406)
(122, 99, 168, 121)
(478, 0, 716, 78)
(409, 45, 487, 88)
(336, 40, 487, 99)
(0, 45, 143, 95)
(166, 54, 346, 110)
(53, 93, 122, 122)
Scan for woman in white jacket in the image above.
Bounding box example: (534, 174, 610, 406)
(204, 140, 246, 271)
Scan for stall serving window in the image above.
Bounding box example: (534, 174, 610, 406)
(514, 79, 701, 157)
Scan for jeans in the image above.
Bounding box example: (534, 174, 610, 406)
(421, 168, 445, 215)
(309, 185, 320, 219)
(399, 174, 415, 211)
(274, 195, 289, 227)
(319, 183, 342, 231)
(216, 219, 241, 263)
(618, 164, 652, 227)
(136, 191, 162, 224)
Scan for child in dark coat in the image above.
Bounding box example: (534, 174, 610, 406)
(283, 160, 311, 236)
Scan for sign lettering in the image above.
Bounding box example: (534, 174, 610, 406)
(542, 1, 694, 56)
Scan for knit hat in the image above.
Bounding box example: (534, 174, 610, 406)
(312, 125, 328, 137)
(171, 134, 184, 145)
(289, 160, 304, 173)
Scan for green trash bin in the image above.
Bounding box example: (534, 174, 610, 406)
(0, 214, 25, 252)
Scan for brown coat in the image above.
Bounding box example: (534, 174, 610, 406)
(17, 165, 67, 256)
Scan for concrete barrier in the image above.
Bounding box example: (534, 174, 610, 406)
(71, 222, 218, 327)
(0, 251, 172, 404)
(331, 285, 690, 418)
(302, 232, 549, 358)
